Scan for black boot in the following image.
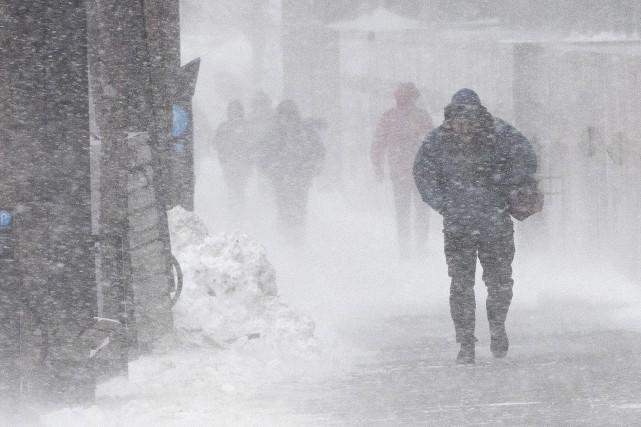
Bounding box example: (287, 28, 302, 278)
(490, 324, 509, 358)
(456, 343, 475, 364)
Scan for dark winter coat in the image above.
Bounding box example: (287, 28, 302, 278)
(213, 119, 254, 179)
(259, 120, 325, 190)
(413, 115, 537, 223)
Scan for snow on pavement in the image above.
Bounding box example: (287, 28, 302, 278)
(41, 207, 352, 426)
(40, 163, 641, 425)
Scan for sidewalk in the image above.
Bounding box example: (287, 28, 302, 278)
(245, 313, 641, 426)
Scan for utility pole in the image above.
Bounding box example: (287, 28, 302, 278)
(1, 1, 96, 403)
(89, 0, 176, 355)
(0, 0, 189, 402)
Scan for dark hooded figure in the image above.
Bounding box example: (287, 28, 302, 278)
(212, 99, 253, 221)
(413, 89, 537, 364)
(372, 83, 433, 258)
(259, 100, 325, 244)
(248, 91, 274, 160)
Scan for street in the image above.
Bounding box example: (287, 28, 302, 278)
(246, 313, 641, 426)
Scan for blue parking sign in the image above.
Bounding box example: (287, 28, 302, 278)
(172, 105, 189, 138)
(0, 211, 11, 227)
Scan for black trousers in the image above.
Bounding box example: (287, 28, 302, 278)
(392, 177, 430, 256)
(443, 212, 515, 344)
(273, 178, 311, 245)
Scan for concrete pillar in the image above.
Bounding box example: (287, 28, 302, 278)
(281, 0, 344, 185)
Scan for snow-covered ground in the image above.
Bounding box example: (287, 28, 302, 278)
(41, 199, 350, 426)
(37, 7, 641, 421)
(566, 31, 641, 42)
(38, 155, 641, 426)
(195, 157, 641, 338)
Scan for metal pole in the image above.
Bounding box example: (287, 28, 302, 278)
(2, 0, 96, 403)
(91, 0, 174, 354)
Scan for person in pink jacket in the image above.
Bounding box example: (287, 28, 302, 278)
(372, 83, 434, 258)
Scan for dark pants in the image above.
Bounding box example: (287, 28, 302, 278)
(392, 177, 430, 256)
(273, 178, 311, 245)
(443, 212, 515, 344)
(221, 166, 251, 222)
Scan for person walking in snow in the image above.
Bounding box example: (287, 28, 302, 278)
(372, 82, 433, 258)
(212, 99, 254, 222)
(413, 89, 541, 364)
(259, 100, 325, 245)
(247, 91, 275, 159)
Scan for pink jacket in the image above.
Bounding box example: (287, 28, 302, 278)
(372, 105, 433, 183)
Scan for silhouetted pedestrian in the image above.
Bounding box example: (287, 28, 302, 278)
(414, 89, 542, 364)
(372, 83, 433, 258)
(212, 100, 253, 222)
(259, 100, 325, 244)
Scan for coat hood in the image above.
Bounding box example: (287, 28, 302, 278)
(450, 88, 481, 106)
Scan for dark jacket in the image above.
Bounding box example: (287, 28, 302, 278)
(213, 119, 253, 171)
(413, 117, 537, 221)
(259, 120, 325, 188)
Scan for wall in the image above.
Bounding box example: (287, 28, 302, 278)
(513, 41, 641, 279)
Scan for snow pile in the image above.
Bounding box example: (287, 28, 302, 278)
(329, 6, 425, 32)
(39, 208, 332, 426)
(168, 207, 318, 354)
(41, 347, 336, 427)
(566, 31, 641, 42)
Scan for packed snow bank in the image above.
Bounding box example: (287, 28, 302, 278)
(40, 208, 338, 426)
(169, 206, 318, 354)
(329, 6, 425, 32)
(566, 31, 641, 42)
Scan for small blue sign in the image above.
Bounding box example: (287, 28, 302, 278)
(0, 211, 11, 227)
(174, 143, 185, 154)
(172, 105, 189, 138)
